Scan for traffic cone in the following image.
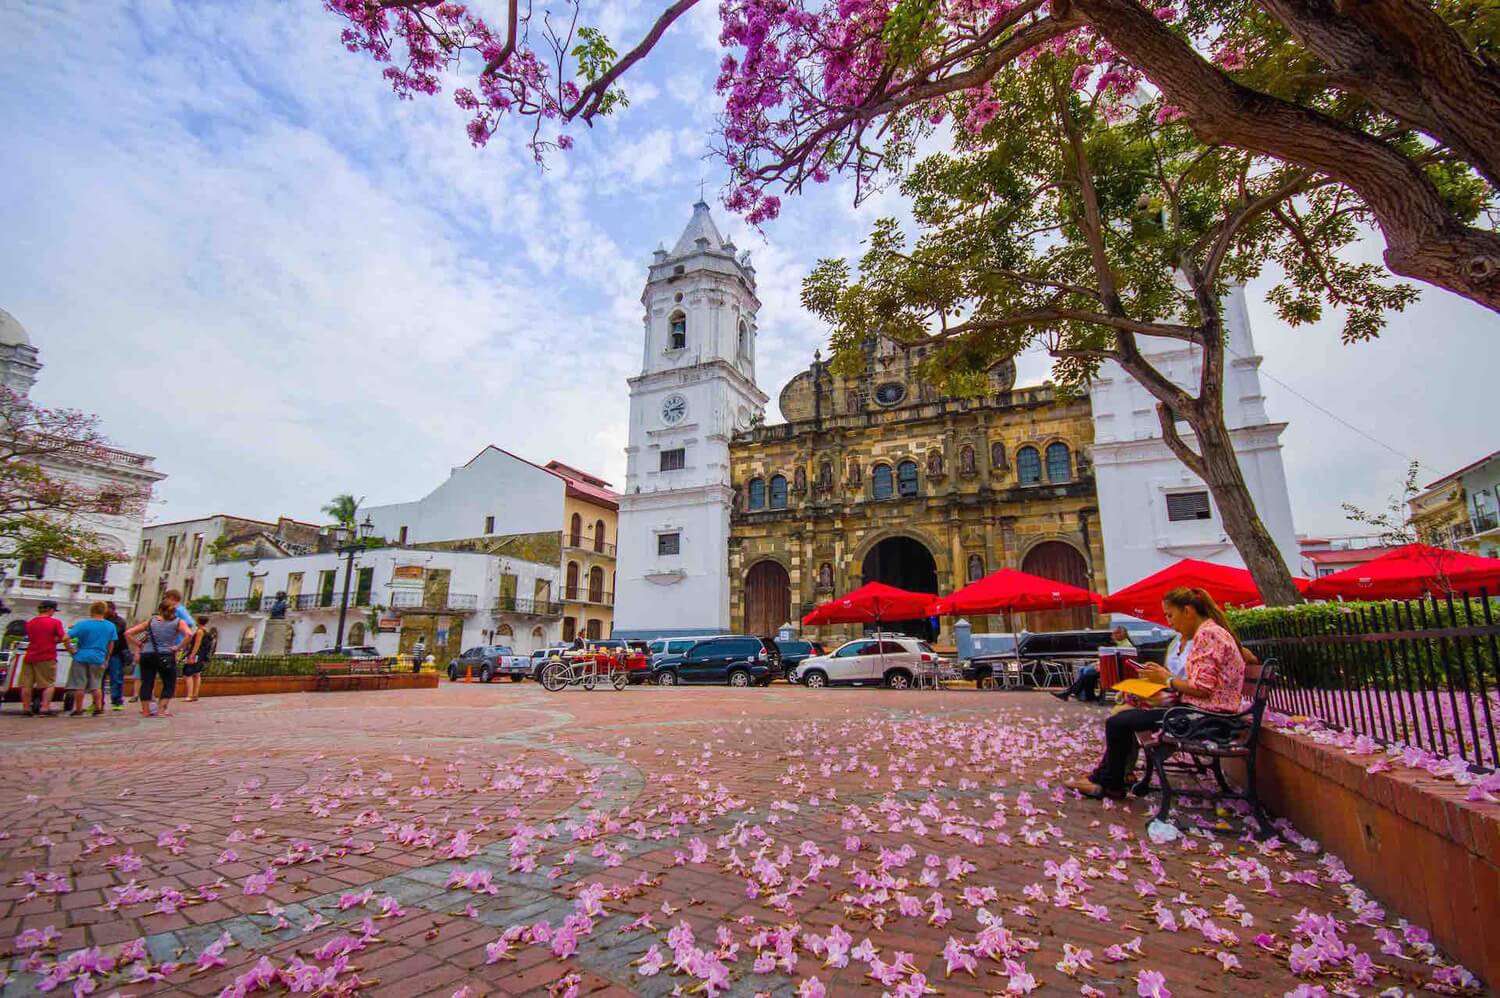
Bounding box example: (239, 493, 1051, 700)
(464, 661, 474, 683)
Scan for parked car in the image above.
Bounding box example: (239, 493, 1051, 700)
(447, 644, 530, 683)
(647, 635, 725, 665)
(962, 633, 1022, 684)
(529, 644, 573, 679)
(792, 637, 943, 689)
(774, 639, 826, 677)
(651, 636, 783, 687)
(967, 628, 1173, 687)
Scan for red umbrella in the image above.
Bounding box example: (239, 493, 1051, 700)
(801, 581, 937, 627)
(929, 568, 1101, 617)
(1100, 558, 1312, 625)
(1305, 543, 1500, 600)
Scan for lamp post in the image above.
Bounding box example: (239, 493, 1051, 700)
(333, 514, 374, 654)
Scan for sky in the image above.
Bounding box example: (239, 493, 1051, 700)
(1, 0, 1495, 541)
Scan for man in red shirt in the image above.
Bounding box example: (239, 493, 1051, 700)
(20, 600, 74, 717)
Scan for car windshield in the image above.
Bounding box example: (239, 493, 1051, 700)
(833, 642, 869, 658)
(918, 642, 937, 655)
(649, 640, 665, 653)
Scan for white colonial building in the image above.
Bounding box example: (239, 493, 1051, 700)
(1089, 285, 1300, 594)
(613, 201, 769, 638)
(0, 308, 165, 628)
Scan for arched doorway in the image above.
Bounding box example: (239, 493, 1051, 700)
(1021, 541, 1093, 631)
(861, 536, 939, 639)
(744, 560, 790, 637)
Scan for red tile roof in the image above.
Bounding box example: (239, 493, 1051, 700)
(545, 460, 619, 509)
(1305, 548, 1393, 566)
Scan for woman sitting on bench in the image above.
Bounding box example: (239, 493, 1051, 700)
(1067, 587, 1245, 800)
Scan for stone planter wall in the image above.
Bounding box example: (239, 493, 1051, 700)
(1231, 728, 1500, 986)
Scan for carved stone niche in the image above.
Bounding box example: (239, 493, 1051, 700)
(847, 457, 863, 486)
(793, 467, 808, 494)
(926, 449, 945, 480)
(959, 444, 978, 477)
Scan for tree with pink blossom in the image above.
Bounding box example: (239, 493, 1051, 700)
(325, 0, 1498, 311)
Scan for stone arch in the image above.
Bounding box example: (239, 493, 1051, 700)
(851, 525, 947, 571)
(744, 559, 791, 637)
(859, 535, 940, 639)
(347, 622, 366, 646)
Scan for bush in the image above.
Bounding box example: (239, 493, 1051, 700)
(202, 655, 321, 677)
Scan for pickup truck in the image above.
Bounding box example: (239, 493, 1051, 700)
(446, 644, 531, 683)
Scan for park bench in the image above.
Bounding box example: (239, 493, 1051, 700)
(314, 658, 395, 692)
(1135, 659, 1277, 839)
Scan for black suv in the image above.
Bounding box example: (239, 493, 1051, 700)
(968, 629, 1172, 685)
(774, 639, 825, 676)
(652, 636, 783, 687)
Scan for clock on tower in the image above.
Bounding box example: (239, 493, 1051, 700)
(661, 393, 688, 425)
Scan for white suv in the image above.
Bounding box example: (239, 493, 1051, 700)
(792, 637, 943, 689)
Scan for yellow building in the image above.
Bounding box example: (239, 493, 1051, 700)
(545, 461, 619, 641)
(729, 343, 1106, 644)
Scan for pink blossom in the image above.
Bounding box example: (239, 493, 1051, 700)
(1137, 969, 1172, 997)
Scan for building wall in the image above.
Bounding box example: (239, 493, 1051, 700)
(1089, 285, 1300, 594)
(729, 372, 1105, 644)
(560, 493, 618, 640)
(363, 446, 565, 545)
(1458, 460, 1500, 558)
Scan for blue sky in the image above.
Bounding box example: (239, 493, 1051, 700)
(2, 0, 1495, 540)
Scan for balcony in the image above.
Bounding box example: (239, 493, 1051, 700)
(494, 595, 565, 617)
(1466, 510, 1499, 537)
(214, 593, 371, 614)
(390, 591, 479, 613)
(563, 588, 615, 607)
(564, 536, 617, 558)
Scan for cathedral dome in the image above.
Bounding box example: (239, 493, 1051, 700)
(0, 308, 31, 347)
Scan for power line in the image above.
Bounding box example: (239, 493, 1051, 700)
(1226, 345, 1421, 468)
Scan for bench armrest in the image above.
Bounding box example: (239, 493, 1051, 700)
(1160, 704, 1255, 745)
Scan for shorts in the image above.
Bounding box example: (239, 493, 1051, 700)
(181, 662, 204, 677)
(18, 659, 57, 688)
(71, 663, 106, 692)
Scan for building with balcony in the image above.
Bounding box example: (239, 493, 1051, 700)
(546, 460, 619, 642)
(129, 514, 322, 621)
(0, 308, 166, 627)
(197, 545, 560, 658)
(1410, 449, 1500, 559)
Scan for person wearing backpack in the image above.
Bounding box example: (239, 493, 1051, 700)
(125, 600, 193, 717)
(180, 615, 217, 702)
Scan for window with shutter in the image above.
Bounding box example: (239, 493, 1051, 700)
(1166, 491, 1212, 522)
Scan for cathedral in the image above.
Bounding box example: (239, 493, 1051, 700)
(612, 204, 1299, 642)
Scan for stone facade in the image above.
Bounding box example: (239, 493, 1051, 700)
(729, 342, 1105, 643)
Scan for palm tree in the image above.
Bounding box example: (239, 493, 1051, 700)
(322, 493, 363, 529)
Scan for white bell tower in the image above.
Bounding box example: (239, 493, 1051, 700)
(613, 201, 768, 637)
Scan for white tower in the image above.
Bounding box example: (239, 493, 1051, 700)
(613, 202, 768, 637)
(1089, 285, 1300, 595)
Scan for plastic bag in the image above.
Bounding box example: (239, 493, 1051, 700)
(1147, 819, 1180, 844)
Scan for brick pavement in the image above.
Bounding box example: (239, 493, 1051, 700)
(0, 684, 1487, 996)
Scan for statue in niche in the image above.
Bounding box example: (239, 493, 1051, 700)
(818, 563, 834, 589)
(991, 441, 1007, 469)
(927, 449, 944, 477)
(818, 461, 833, 488)
(794, 467, 807, 492)
(848, 458, 862, 484)
(960, 445, 977, 475)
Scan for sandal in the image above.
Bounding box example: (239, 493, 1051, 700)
(1065, 778, 1124, 800)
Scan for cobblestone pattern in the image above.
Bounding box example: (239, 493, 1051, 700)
(0, 685, 1488, 997)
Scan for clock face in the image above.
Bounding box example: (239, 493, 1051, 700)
(661, 393, 688, 425)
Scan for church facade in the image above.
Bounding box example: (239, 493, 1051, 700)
(728, 342, 1105, 642)
(615, 203, 1299, 643)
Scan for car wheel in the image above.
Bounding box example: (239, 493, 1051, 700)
(727, 669, 751, 688)
(447, 665, 458, 682)
(656, 671, 677, 686)
(479, 666, 492, 683)
(885, 669, 912, 690)
(803, 670, 828, 689)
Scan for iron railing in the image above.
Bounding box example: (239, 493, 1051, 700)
(563, 588, 614, 606)
(565, 537, 617, 557)
(215, 593, 371, 614)
(1467, 511, 1499, 535)
(390, 591, 479, 612)
(494, 595, 565, 616)
(1237, 590, 1500, 771)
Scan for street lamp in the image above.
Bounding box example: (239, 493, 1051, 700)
(333, 514, 375, 654)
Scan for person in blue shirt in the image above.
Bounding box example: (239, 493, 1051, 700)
(164, 588, 197, 630)
(66, 601, 117, 716)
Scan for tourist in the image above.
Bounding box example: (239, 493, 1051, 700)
(411, 639, 426, 673)
(126, 600, 193, 717)
(1053, 626, 1136, 703)
(1066, 588, 1245, 800)
(180, 614, 217, 702)
(18, 600, 73, 717)
(163, 588, 197, 631)
(65, 601, 116, 716)
(104, 601, 129, 710)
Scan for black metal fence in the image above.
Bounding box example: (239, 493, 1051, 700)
(1231, 591, 1500, 771)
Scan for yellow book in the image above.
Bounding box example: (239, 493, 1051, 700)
(1112, 678, 1167, 699)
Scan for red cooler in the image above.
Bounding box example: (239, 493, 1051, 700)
(1096, 647, 1140, 691)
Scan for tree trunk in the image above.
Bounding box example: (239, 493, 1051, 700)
(1072, 0, 1500, 313)
(1157, 403, 1305, 607)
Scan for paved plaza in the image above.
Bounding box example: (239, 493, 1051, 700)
(0, 685, 1484, 996)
